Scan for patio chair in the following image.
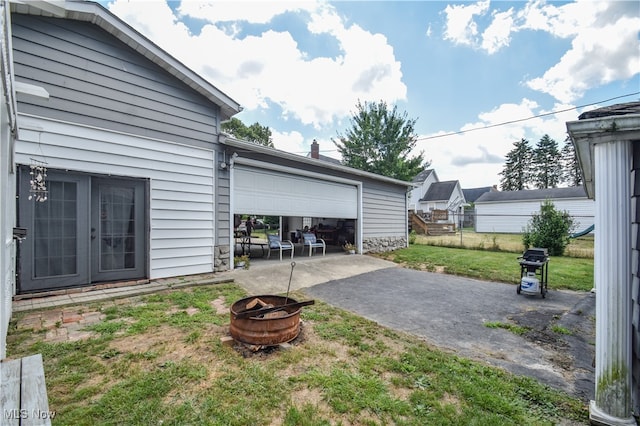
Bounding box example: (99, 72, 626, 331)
(267, 234, 294, 261)
(301, 232, 326, 257)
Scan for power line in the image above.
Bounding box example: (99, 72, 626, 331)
(293, 91, 640, 154)
(415, 92, 640, 142)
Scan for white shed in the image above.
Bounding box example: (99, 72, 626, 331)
(474, 187, 595, 234)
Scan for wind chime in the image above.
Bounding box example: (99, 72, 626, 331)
(28, 159, 48, 202)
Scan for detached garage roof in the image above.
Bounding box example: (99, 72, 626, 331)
(476, 187, 588, 203)
(221, 135, 414, 188)
(462, 187, 494, 203)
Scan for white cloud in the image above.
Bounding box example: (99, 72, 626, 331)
(415, 99, 580, 188)
(481, 8, 514, 54)
(268, 131, 340, 163)
(450, 145, 503, 167)
(177, 1, 316, 25)
(441, 0, 639, 103)
(108, 0, 192, 53)
(442, 0, 490, 48)
(526, 14, 640, 102)
(106, 0, 406, 129)
(103, 0, 636, 189)
(270, 128, 306, 154)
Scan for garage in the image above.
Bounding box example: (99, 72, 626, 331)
(230, 156, 361, 250)
(234, 165, 358, 219)
(221, 136, 411, 257)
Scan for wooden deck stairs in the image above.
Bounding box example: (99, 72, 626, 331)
(408, 211, 456, 236)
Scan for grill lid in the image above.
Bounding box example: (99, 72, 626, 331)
(521, 248, 549, 263)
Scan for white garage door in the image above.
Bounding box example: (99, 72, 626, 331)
(234, 165, 358, 218)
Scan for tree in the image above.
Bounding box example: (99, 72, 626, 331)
(560, 137, 582, 187)
(333, 100, 428, 181)
(522, 199, 575, 256)
(221, 117, 274, 147)
(531, 134, 562, 189)
(499, 139, 532, 191)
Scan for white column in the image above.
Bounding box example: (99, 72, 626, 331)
(590, 140, 636, 425)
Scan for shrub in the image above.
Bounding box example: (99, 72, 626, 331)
(522, 199, 575, 256)
(409, 230, 417, 244)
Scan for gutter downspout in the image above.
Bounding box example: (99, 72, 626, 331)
(228, 151, 237, 270)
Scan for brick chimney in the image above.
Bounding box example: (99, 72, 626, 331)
(311, 139, 320, 159)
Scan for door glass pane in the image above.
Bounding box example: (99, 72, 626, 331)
(33, 181, 78, 277)
(100, 186, 136, 271)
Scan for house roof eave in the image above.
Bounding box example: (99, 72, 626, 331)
(474, 186, 589, 203)
(566, 113, 640, 199)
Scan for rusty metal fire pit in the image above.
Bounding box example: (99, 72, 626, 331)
(229, 295, 314, 346)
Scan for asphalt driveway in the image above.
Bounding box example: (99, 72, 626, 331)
(234, 255, 595, 401)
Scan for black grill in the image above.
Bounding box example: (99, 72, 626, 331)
(517, 248, 549, 298)
(520, 248, 549, 264)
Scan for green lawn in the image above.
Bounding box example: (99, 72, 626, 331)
(7, 284, 589, 425)
(375, 244, 594, 292)
(6, 232, 594, 424)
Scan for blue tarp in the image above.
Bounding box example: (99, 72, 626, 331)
(570, 224, 594, 238)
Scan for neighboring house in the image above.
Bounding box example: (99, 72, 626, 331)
(306, 139, 341, 165)
(567, 101, 640, 425)
(474, 187, 595, 234)
(409, 169, 438, 210)
(409, 169, 466, 224)
(462, 186, 495, 204)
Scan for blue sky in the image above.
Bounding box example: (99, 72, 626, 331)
(101, 0, 640, 188)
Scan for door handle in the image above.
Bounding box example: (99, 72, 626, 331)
(91, 227, 96, 240)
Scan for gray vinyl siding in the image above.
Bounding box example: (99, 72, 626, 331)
(16, 116, 216, 279)
(11, 14, 220, 149)
(216, 163, 231, 247)
(362, 181, 407, 238)
(632, 141, 640, 415)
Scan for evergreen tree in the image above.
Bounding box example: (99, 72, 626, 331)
(560, 137, 582, 187)
(333, 100, 427, 181)
(221, 117, 274, 147)
(499, 139, 532, 191)
(531, 134, 562, 189)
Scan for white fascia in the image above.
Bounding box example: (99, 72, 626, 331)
(566, 114, 640, 199)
